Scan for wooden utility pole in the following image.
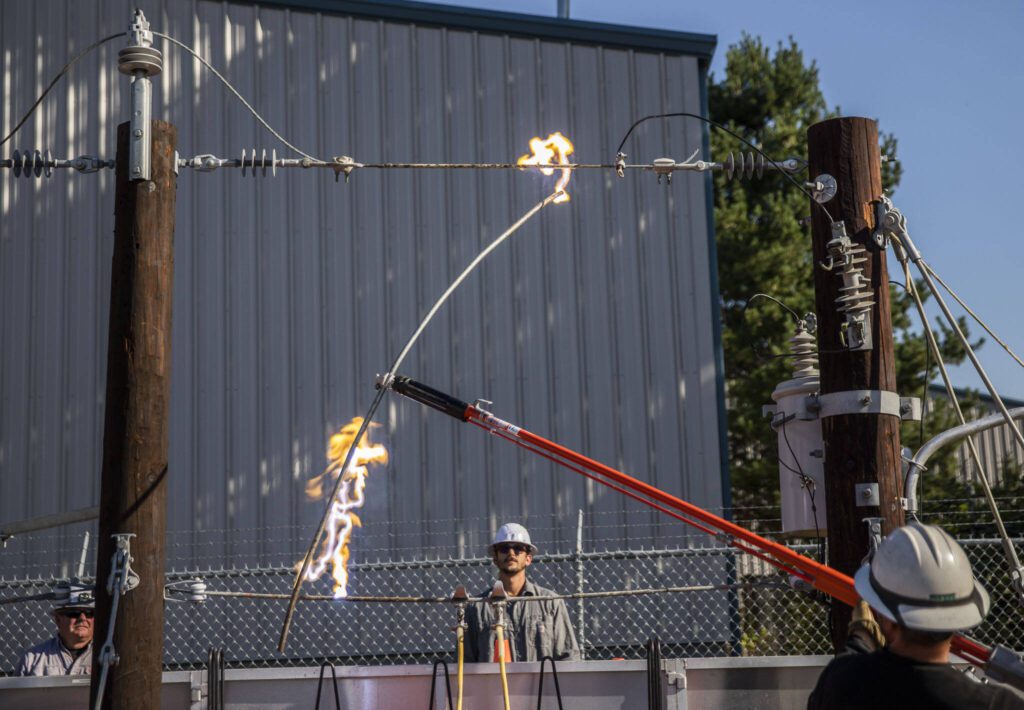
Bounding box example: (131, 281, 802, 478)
(90, 119, 177, 708)
(807, 117, 904, 650)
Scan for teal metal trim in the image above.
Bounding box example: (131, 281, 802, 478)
(698, 59, 732, 516)
(232, 0, 716, 58)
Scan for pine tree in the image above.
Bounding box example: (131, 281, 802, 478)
(708, 35, 987, 520)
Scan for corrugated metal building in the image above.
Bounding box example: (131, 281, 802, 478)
(926, 385, 1024, 486)
(0, 0, 724, 578)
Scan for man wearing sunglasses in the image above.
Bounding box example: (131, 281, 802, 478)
(16, 588, 95, 676)
(464, 523, 580, 662)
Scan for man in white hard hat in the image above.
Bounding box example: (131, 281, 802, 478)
(808, 522, 1024, 709)
(464, 523, 580, 662)
(16, 587, 95, 676)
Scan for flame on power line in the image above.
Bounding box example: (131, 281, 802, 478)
(518, 132, 574, 203)
(303, 417, 388, 598)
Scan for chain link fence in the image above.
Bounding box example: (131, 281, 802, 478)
(2, 511, 1022, 674)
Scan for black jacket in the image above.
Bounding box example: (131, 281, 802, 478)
(808, 648, 1024, 710)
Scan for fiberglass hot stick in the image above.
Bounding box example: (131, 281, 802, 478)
(386, 374, 994, 668)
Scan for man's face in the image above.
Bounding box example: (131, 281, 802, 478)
(493, 543, 533, 574)
(54, 608, 94, 650)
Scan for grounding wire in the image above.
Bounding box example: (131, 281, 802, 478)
(614, 111, 833, 222)
(922, 263, 1024, 372)
(278, 190, 563, 651)
(152, 31, 320, 163)
(898, 252, 1024, 604)
(0, 32, 127, 148)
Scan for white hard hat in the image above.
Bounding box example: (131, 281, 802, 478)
(488, 523, 537, 555)
(55, 585, 95, 612)
(854, 522, 989, 633)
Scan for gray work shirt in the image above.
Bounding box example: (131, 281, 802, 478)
(464, 579, 580, 662)
(16, 637, 93, 676)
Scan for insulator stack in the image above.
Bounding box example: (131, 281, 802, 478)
(834, 243, 875, 320)
(241, 148, 279, 177)
(723, 151, 765, 180)
(7, 149, 53, 178)
(789, 328, 819, 381)
(117, 10, 162, 77)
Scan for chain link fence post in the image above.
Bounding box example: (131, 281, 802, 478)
(575, 509, 586, 659)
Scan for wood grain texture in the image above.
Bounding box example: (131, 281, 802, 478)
(91, 120, 177, 709)
(808, 117, 904, 650)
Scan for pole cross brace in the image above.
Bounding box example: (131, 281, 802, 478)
(805, 390, 921, 421)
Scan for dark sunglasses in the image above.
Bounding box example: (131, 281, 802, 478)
(495, 544, 530, 555)
(57, 609, 94, 620)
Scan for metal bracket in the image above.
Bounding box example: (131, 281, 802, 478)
(873, 195, 907, 248)
(665, 670, 687, 689)
(863, 517, 883, 555)
(812, 390, 919, 420)
(331, 155, 360, 183)
(809, 173, 837, 204)
(986, 645, 1024, 692)
(128, 77, 152, 181)
(855, 483, 880, 507)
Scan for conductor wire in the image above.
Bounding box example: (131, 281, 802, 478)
(1, 32, 127, 148)
(152, 31, 321, 162)
(615, 111, 833, 222)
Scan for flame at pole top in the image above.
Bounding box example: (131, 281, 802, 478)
(517, 132, 574, 203)
(303, 417, 388, 598)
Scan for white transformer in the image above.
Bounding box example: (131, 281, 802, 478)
(765, 327, 827, 538)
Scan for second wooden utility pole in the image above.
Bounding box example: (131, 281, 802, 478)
(89, 119, 177, 709)
(807, 117, 905, 650)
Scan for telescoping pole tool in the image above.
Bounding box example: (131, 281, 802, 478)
(451, 585, 469, 710)
(383, 374, 1011, 676)
(488, 582, 512, 710)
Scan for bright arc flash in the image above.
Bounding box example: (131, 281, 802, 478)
(303, 417, 388, 598)
(517, 132, 574, 203)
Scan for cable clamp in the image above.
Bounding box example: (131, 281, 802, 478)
(331, 155, 361, 183)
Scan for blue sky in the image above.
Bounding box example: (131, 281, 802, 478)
(438, 0, 1024, 402)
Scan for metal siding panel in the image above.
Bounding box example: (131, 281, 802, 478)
(31, 0, 66, 572)
(475, 32, 517, 537)
(166, 0, 198, 564)
(569, 44, 623, 544)
(316, 11, 359, 557)
(65, 0, 105, 567)
(348, 18, 392, 555)
(286, 8, 325, 550)
(603, 48, 651, 546)
(381, 20, 424, 561)
(223, 2, 263, 563)
(539, 40, 586, 540)
(414, 26, 459, 553)
(506, 36, 553, 528)
(193, 1, 230, 565)
(682, 56, 723, 511)
(633, 53, 684, 543)
(253, 7, 293, 563)
(445, 29, 487, 558)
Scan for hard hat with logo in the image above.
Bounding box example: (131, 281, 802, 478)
(55, 585, 95, 612)
(854, 522, 989, 633)
(488, 523, 537, 555)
